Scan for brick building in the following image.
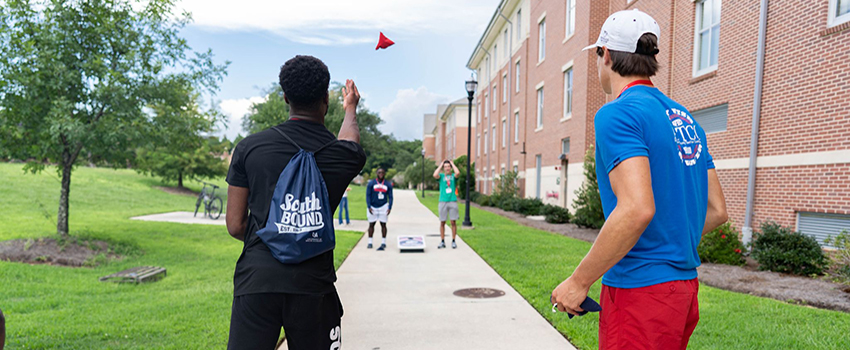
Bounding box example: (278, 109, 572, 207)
(423, 98, 476, 162)
(460, 0, 849, 245)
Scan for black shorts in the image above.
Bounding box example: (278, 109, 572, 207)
(227, 291, 343, 350)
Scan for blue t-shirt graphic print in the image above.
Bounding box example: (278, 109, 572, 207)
(594, 85, 715, 289)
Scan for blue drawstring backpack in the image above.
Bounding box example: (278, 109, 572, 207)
(254, 127, 336, 264)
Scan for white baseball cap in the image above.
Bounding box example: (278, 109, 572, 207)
(582, 9, 660, 53)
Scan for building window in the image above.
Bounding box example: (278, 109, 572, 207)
(563, 68, 573, 119)
(484, 131, 488, 154)
(502, 75, 508, 103)
(477, 134, 481, 156)
(515, 61, 520, 93)
(501, 120, 507, 148)
(829, 0, 850, 27)
(691, 103, 728, 134)
(694, 0, 721, 76)
(504, 29, 509, 58)
(516, 9, 522, 40)
(485, 93, 489, 120)
(566, 0, 576, 38)
(514, 111, 520, 143)
(485, 57, 489, 81)
(561, 137, 571, 155)
(477, 102, 482, 123)
(491, 125, 496, 151)
(492, 86, 497, 111)
(538, 19, 546, 62)
(536, 87, 544, 128)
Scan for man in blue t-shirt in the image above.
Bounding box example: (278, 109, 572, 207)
(550, 10, 728, 349)
(366, 168, 393, 251)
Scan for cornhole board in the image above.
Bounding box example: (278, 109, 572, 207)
(99, 266, 167, 284)
(397, 235, 425, 252)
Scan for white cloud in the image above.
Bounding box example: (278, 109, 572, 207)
(218, 96, 267, 140)
(379, 87, 450, 140)
(178, 0, 495, 45)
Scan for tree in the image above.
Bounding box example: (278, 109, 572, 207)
(403, 159, 438, 190)
(572, 147, 606, 229)
(0, 0, 228, 237)
(453, 155, 476, 199)
(241, 82, 418, 174)
(135, 90, 228, 188)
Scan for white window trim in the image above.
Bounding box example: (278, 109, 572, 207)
(561, 60, 574, 122)
(501, 119, 507, 148)
(502, 74, 508, 103)
(692, 0, 720, 77)
(513, 108, 520, 143)
(492, 85, 497, 111)
(536, 86, 544, 131)
(484, 131, 488, 154)
(537, 14, 546, 64)
(829, 0, 850, 27)
(565, 0, 576, 41)
(491, 124, 497, 151)
(515, 59, 521, 93)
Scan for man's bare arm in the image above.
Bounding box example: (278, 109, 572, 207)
(337, 79, 361, 144)
(552, 157, 655, 315)
(450, 160, 460, 177)
(702, 169, 728, 235)
(226, 185, 250, 241)
(433, 161, 444, 179)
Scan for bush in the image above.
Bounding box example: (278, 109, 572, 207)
(825, 230, 850, 281)
(454, 155, 475, 200)
(697, 222, 745, 266)
(516, 198, 545, 216)
(751, 221, 828, 276)
(474, 193, 492, 207)
(572, 148, 605, 229)
(541, 204, 571, 224)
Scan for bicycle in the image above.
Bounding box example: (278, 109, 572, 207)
(194, 182, 223, 220)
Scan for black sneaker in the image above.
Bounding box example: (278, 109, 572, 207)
(437, 241, 446, 249)
(377, 243, 386, 251)
(452, 241, 457, 249)
(367, 243, 373, 249)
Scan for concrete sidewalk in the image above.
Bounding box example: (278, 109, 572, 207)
(282, 189, 575, 349)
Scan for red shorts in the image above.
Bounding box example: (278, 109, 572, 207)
(599, 278, 700, 350)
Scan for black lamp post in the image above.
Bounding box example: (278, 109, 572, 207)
(463, 77, 477, 227)
(421, 149, 426, 198)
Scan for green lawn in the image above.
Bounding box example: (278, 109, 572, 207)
(332, 184, 367, 222)
(0, 163, 361, 349)
(418, 192, 850, 350)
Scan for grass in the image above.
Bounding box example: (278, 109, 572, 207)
(332, 184, 367, 221)
(0, 163, 361, 349)
(417, 192, 850, 350)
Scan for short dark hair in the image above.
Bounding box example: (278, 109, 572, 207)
(278, 55, 330, 110)
(596, 33, 659, 77)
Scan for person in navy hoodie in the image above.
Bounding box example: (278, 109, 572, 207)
(365, 168, 393, 251)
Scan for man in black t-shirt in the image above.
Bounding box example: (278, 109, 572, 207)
(225, 55, 366, 350)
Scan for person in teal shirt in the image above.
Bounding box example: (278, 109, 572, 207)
(433, 159, 460, 249)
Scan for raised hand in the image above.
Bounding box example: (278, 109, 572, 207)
(342, 79, 360, 112)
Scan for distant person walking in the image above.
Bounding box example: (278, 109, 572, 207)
(225, 55, 366, 350)
(550, 10, 727, 350)
(339, 186, 351, 225)
(433, 159, 460, 249)
(366, 168, 393, 251)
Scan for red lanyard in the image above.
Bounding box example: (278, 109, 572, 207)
(618, 80, 654, 98)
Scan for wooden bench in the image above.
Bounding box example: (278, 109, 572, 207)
(99, 266, 166, 284)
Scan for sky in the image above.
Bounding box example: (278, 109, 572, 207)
(175, 0, 499, 141)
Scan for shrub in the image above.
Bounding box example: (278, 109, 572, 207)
(474, 193, 491, 207)
(541, 204, 571, 224)
(572, 148, 605, 229)
(453, 155, 475, 199)
(751, 221, 828, 276)
(697, 222, 745, 266)
(825, 230, 850, 281)
(516, 198, 545, 216)
(497, 196, 520, 212)
(494, 171, 520, 198)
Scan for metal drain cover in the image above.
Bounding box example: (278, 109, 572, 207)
(453, 288, 505, 299)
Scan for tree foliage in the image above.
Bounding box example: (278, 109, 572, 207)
(453, 155, 475, 200)
(403, 159, 438, 190)
(134, 90, 228, 188)
(572, 147, 605, 229)
(241, 82, 422, 174)
(0, 0, 228, 236)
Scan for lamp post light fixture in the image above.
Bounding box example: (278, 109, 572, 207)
(421, 148, 426, 198)
(463, 77, 477, 227)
